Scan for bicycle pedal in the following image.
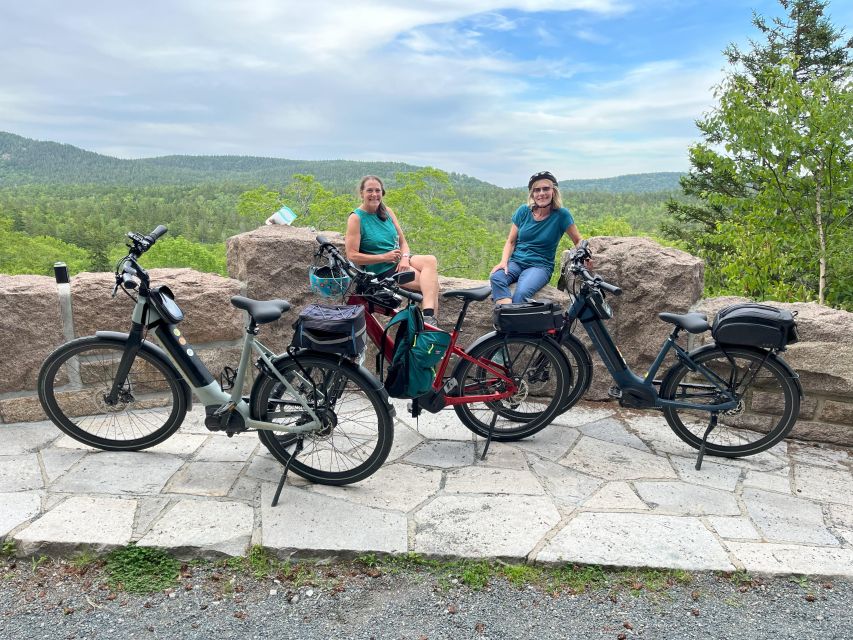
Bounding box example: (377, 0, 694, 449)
(608, 385, 623, 399)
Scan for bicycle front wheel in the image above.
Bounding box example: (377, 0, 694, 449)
(37, 337, 187, 450)
(253, 354, 393, 485)
(660, 345, 800, 457)
(452, 334, 570, 441)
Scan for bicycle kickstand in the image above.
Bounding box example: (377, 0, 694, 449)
(480, 412, 498, 460)
(272, 439, 303, 507)
(695, 413, 718, 471)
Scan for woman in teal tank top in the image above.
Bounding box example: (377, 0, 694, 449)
(345, 176, 441, 321)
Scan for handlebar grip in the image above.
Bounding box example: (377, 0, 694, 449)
(148, 225, 168, 241)
(399, 289, 423, 303)
(599, 281, 622, 296)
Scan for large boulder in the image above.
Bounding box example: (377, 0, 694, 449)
(0, 275, 64, 395)
(70, 269, 245, 344)
(558, 237, 704, 399)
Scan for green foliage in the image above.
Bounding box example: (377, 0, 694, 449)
(662, 0, 853, 309)
(0, 216, 91, 275)
(0, 540, 16, 557)
(109, 236, 227, 276)
(105, 545, 180, 593)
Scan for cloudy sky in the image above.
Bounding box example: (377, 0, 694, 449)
(1, 1, 850, 186)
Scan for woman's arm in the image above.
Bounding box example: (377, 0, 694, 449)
(566, 223, 582, 246)
(388, 210, 411, 270)
(491, 224, 519, 274)
(345, 213, 401, 265)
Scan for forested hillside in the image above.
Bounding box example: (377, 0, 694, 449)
(0, 131, 682, 281)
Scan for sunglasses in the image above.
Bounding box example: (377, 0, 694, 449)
(532, 186, 553, 194)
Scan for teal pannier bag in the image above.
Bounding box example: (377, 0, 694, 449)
(380, 305, 451, 399)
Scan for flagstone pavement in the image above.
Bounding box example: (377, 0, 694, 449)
(2, 400, 851, 576)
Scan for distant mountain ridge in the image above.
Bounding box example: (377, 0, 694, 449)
(0, 131, 684, 193)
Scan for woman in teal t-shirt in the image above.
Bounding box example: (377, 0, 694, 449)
(490, 171, 584, 304)
(345, 175, 440, 320)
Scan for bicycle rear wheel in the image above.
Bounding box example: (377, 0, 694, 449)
(253, 354, 393, 485)
(37, 337, 187, 450)
(452, 334, 570, 441)
(556, 332, 593, 413)
(660, 345, 800, 457)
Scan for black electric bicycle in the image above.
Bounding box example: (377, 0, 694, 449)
(522, 241, 802, 468)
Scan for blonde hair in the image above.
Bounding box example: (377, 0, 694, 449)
(358, 175, 389, 221)
(527, 183, 563, 210)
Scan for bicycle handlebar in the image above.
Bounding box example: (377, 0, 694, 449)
(315, 235, 423, 304)
(569, 240, 623, 296)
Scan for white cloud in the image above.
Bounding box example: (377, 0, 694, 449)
(0, 1, 721, 186)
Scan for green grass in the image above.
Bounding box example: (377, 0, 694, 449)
(0, 540, 16, 558)
(105, 545, 180, 593)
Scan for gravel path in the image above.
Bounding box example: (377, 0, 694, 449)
(1, 557, 850, 639)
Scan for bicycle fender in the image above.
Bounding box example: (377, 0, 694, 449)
(693, 342, 804, 399)
(94, 331, 193, 408)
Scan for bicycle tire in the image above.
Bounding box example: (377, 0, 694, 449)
(659, 345, 800, 457)
(37, 336, 187, 451)
(253, 353, 393, 485)
(556, 332, 593, 413)
(451, 334, 570, 441)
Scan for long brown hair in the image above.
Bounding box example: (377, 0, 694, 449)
(358, 175, 389, 221)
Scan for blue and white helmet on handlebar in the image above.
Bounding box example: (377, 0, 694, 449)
(309, 263, 351, 297)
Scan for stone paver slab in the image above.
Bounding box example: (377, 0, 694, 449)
(40, 448, 86, 484)
(479, 445, 529, 471)
(549, 404, 616, 428)
(0, 454, 43, 491)
(15, 496, 135, 554)
(669, 456, 742, 492)
(133, 497, 171, 538)
(513, 424, 581, 461)
(0, 492, 41, 537)
(622, 415, 699, 457)
(414, 494, 559, 558)
(405, 441, 475, 468)
(51, 452, 184, 495)
(386, 424, 424, 462)
(391, 401, 474, 441)
(576, 418, 650, 452)
(743, 469, 791, 494)
(561, 437, 677, 481)
(743, 487, 838, 545)
(726, 541, 853, 577)
(531, 457, 601, 508)
(793, 464, 853, 506)
(788, 443, 850, 470)
(137, 499, 253, 557)
(148, 433, 208, 456)
(261, 485, 407, 554)
(707, 516, 762, 540)
(634, 481, 740, 516)
(583, 482, 649, 511)
(444, 467, 545, 496)
(538, 512, 734, 571)
(194, 435, 258, 461)
(2, 421, 59, 454)
(164, 461, 245, 496)
(309, 462, 441, 512)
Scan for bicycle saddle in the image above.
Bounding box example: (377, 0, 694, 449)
(658, 312, 709, 334)
(230, 296, 291, 324)
(441, 285, 491, 302)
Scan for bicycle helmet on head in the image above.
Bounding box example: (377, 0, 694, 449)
(528, 171, 558, 189)
(309, 263, 351, 297)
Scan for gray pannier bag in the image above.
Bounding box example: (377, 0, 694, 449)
(291, 304, 366, 356)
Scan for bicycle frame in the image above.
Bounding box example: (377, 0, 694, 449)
(563, 293, 741, 413)
(109, 291, 325, 433)
(345, 294, 519, 405)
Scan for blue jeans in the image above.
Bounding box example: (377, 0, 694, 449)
(490, 261, 552, 303)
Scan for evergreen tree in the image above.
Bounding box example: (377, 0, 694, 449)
(662, 0, 852, 303)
